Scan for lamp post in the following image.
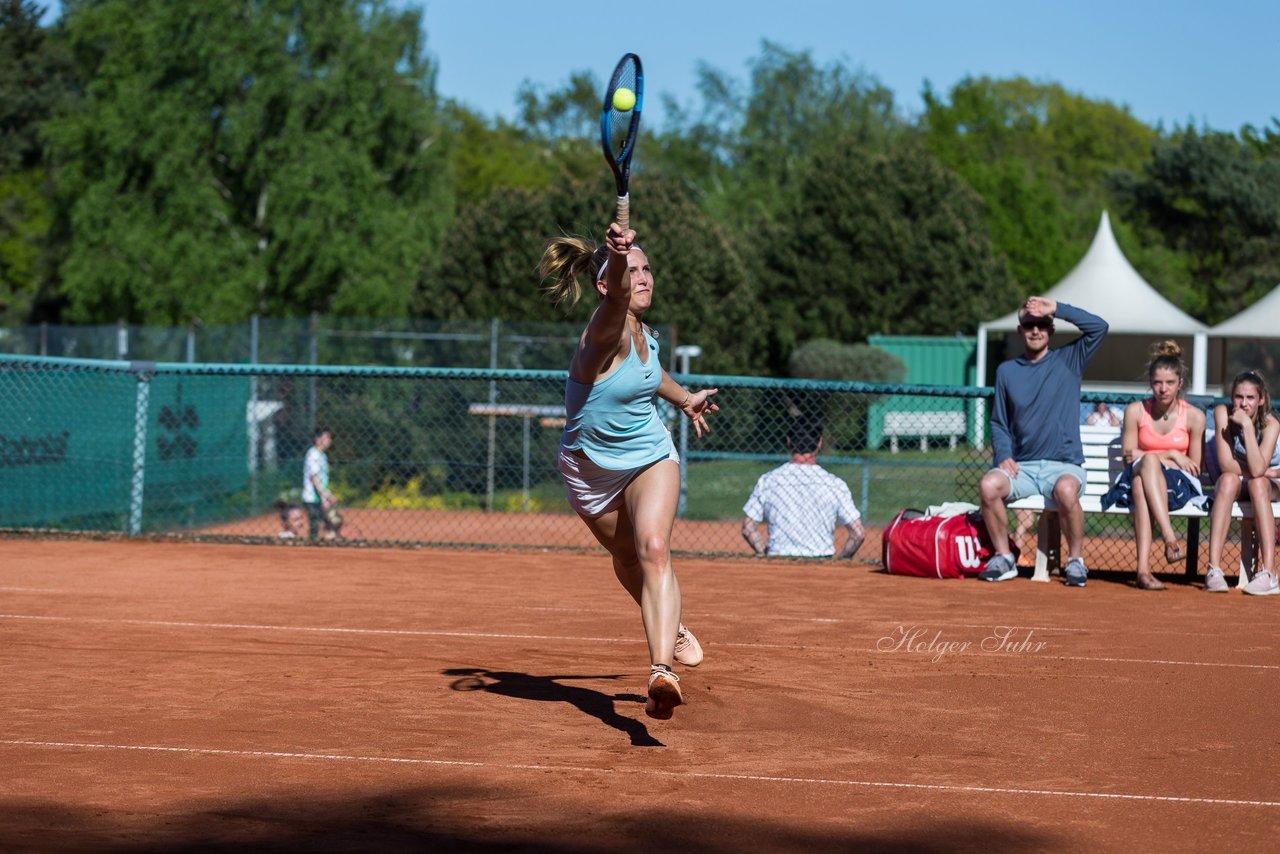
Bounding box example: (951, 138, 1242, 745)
(674, 344, 702, 516)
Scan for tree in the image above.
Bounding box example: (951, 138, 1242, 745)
(657, 41, 905, 231)
(0, 169, 50, 319)
(514, 70, 599, 144)
(0, 0, 75, 173)
(45, 0, 452, 323)
(786, 338, 907, 451)
(428, 172, 767, 374)
(443, 106, 560, 209)
(1242, 118, 1280, 159)
(423, 182, 561, 324)
(441, 70, 606, 210)
(921, 76, 1158, 291)
(0, 0, 74, 322)
(1111, 128, 1280, 323)
(754, 141, 1017, 372)
(788, 339, 906, 383)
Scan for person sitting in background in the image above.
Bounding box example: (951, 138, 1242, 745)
(741, 416, 865, 559)
(1108, 341, 1206, 590)
(277, 503, 307, 539)
(1206, 370, 1280, 595)
(1086, 401, 1122, 427)
(978, 296, 1108, 586)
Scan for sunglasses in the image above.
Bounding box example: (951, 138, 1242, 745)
(1019, 318, 1053, 330)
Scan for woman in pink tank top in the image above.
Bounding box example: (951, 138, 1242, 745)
(1120, 341, 1206, 590)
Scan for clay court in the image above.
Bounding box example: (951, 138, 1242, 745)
(3, 536, 1279, 852)
(199, 507, 1192, 576)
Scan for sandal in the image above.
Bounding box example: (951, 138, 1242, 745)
(1136, 575, 1166, 591)
(1164, 542, 1186, 564)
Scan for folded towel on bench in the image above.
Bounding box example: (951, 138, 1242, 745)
(1100, 461, 1209, 512)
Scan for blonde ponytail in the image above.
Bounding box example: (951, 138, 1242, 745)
(538, 236, 608, 307)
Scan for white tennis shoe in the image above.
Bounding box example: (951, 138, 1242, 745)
(674, 624, 703, 667)
(1204, 566, 1229, 592)
(1242, 569, 1280, 596)
(645, 665, 683, 720)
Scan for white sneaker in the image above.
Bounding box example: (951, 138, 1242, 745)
(645, 665, 683, 720)
(673, 624, 704, 667)
(1242, 569, 1280, 597)
(1204, 566, 1229, 593)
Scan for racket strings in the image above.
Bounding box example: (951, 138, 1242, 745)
(606, 62, 639, 156)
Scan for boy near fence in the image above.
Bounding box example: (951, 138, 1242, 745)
(978, 296, 1109, 586)
(302, 427, 337, 540)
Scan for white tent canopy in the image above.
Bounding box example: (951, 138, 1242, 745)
(977, 211, 1209, 394)
(1210, 283, 1280, 336)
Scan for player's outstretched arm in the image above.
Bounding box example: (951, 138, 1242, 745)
(659, 370, 719, 438)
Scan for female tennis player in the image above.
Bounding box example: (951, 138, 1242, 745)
(540, 221, 718, 720)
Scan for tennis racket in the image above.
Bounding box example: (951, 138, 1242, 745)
(601, 52, 643, 230)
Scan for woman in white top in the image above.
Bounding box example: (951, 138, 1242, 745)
(1206, 370, 1280, 595)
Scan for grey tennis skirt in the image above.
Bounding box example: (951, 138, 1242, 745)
(557, 435, 678, 517)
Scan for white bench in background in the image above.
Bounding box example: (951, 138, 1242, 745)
(1008, 424, 1280, 582)
(884, 411, 966, 453)
(467, 402, 565, 512)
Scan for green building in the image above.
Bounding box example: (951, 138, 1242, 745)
(866, 335, 978, 451)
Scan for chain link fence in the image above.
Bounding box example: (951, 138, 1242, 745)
(0, 353, 1246, 575)
(0, 316, 668, 370)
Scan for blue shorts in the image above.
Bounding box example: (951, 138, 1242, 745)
(992, 459, 1086, 502)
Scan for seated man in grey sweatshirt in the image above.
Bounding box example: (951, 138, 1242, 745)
(978, 296, 1109, 586)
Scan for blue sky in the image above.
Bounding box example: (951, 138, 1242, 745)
(420, 0, 1277, 133)
(40, 1, 1279, 133)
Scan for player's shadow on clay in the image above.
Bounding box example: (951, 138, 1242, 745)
(443, 667, 662, 747)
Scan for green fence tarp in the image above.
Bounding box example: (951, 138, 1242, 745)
(0, 367, 249, 529)
(144, 374, 251, 520)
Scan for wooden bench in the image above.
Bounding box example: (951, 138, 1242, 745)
(884, 410, 966, 453)
(1007, 424, 1279, 583)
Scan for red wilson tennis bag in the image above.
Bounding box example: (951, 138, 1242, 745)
(882, 509, 1012, 579)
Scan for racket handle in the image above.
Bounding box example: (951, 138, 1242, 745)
(614, 194, 630, 231)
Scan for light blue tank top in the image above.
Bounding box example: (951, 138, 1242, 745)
(562, 328, 670, 471)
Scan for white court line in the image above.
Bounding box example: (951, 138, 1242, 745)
(2, 738, 1277, 808)
(1061, 655, 1280, 670)
(507, 608, 1239, 639)
(519, 606, 1090, 635)
(2, 601, 1228, 640)
(880, 620, 1091, 634)
(0, 613, 642, 646)
(0, 602, 1216, 642)
(1, 613, 1274, 669)
(874, 652, 1279, 671)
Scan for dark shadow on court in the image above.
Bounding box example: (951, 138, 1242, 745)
(443, 667, 662, 747)
(870, 566, 1203, 588)
(0, 791, 1064, 852)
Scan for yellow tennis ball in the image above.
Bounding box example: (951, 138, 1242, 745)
(612, 87, 636, 112)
